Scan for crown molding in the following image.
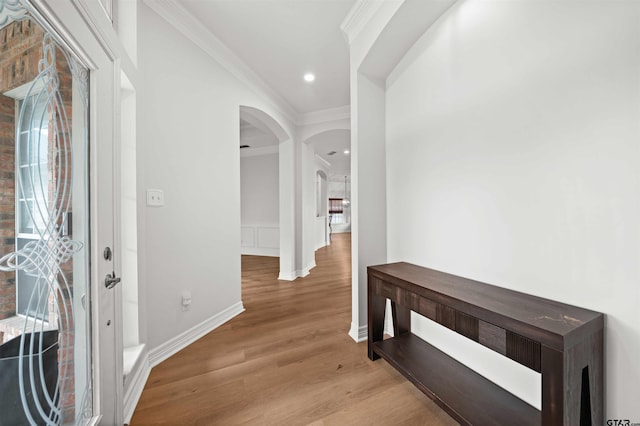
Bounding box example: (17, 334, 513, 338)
(240, 145, 279, 158)
(298, 105, 350, 126)
(339, 0, 387, 45)
(315, 153, 332, 169)
(143, 0, 298, 124)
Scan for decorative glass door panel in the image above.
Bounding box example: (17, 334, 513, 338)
(0, 0, 92, 424)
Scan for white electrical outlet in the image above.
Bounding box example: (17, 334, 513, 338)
(181, 291, 192, 312)
(146, 189, 164, 206)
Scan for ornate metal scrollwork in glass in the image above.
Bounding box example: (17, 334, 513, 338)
(0, 0, 92, 424)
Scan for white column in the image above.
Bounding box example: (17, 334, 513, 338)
(278, 138, 296, 280)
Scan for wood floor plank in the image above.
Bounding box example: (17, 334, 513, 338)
(129, 234, 456, 425)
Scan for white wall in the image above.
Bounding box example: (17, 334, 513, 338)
(300, 142, 317, 275)
(345, 0, 404, 343)
(138, 3, 295, 350)
(241, 153, 279, 224)
(352, 73, 386, 338)
(241, 153, 279, 256)
(385, 0, 640, 419)
(279, 138, 297, 280)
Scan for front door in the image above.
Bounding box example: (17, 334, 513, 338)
(0, 0, 122, 424)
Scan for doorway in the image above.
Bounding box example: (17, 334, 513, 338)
(238, 106, 295, 282)
(239, 113, 280, 258)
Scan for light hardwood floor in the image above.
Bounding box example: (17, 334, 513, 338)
(130, 233, 456, 425)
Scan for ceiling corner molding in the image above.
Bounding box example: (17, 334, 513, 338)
(339, 0, 387, 45)
(240, 145, 279, 158)
(143, 0, 298, 124)
(315, 153, 332, 169)
(299, 105, 351, 127)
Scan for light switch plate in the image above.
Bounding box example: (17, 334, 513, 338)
(146, 189, 164, 206)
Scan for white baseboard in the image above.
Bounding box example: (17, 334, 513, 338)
(349, 322, 368, 342)
(280, 262, 317, 281)
(241, 247, 279, 257)
(315, 241, 329, 251)
(123, 350, 150, 424)
(148, 301, 245, 367)
(278, 270, 297, 281)
(297, 261, 316, 278)
(125, 302, 245, 422)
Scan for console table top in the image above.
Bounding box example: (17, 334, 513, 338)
(368, 262, 603, 350)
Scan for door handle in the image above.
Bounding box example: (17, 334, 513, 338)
(105, 272, 121, 289)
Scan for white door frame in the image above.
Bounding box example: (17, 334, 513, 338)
(28, 0, 124, 423)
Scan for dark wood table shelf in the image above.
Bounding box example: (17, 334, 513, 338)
(373, 333, 540, 426)
(367, 262, 604, 426)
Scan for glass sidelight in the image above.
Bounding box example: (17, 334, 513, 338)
(0, 1, 92, 424)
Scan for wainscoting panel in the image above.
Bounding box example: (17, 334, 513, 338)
(241, 225, 279, 256)
(240, 227, 255, 248)
(257, 227, 279, 249)
(315, 216, 329, 250)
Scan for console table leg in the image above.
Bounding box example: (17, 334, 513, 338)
(541, 345, 564, 425)
(368, 278, 386, 361)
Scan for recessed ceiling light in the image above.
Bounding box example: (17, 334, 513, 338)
(344, 150, 350, 154)
(304, 73, 315, 82)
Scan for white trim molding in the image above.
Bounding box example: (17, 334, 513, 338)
(315, 154, 331, 169)
(339, 0, 387, 45)
(349, 322, 368, 343)
(148, 302, 245, 367)
(278, 262, 317, 281)
(278, 270, 297, 281)
(297, 261, 316, 279)
(241, 225, 280, 257)
(298, 105, 350, 126)
(123, 351, 150, 424)
(123, 302, 245, 422)
(240, 145, 279, 158)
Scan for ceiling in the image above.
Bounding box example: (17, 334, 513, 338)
(178, 0, 356, 177)
(240, 114, 351, 179)
(240, 118, 278, 149)
(175, 0, 355, 115)
(306, 129, 350, 178)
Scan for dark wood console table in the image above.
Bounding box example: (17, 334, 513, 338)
(367, 262, 603, 425)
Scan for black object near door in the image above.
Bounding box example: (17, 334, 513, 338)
(0, 330, 59, 426)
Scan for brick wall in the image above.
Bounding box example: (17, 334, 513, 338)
(0, 94, 15, 321)
(0, 19, 44, 93)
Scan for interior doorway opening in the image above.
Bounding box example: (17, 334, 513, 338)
(239, 110, 280, 261)
(238, 105, 294, 282)
(315, 171, 329, 247)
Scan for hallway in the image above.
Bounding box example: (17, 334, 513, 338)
(129, 234, 454, 425)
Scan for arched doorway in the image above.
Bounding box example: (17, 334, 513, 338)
(316, 170, 329, 247)
(238, 106, 294, 280)
(305, 129, 351, 240)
